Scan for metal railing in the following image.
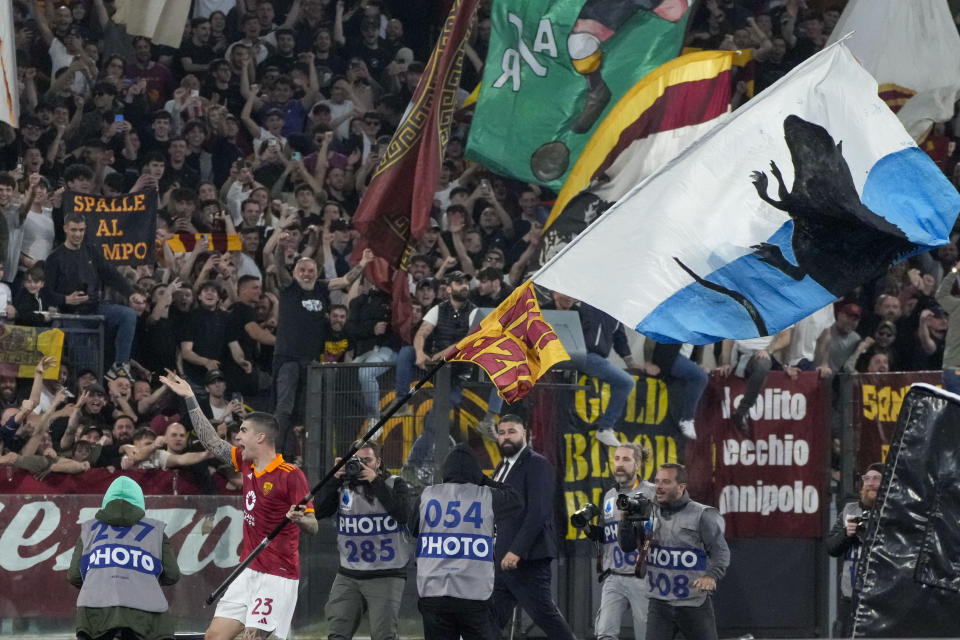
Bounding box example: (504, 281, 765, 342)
(50, 313, 105, 379)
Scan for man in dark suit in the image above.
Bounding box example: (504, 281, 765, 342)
(491, 414, 576, 640)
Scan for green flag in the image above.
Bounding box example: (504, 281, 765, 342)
(466, 0, 691, 189)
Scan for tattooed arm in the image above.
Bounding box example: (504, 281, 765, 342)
(328, 248, 376, 291)
(158, 371, 233, 464)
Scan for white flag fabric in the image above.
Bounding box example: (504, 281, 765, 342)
(114, 0, 191, 48)
(0, 0, 20, 128)
(826, 0, 960, 141)
(533, 43, 960, 345)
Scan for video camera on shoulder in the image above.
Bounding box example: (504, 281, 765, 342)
(617, 492, 653, 522)
(570, 502, 601, 528)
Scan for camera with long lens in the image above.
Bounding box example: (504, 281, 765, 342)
(617, 492, 653, 522)
(343, 456, 366, 482)
(570, 502, 602, 528)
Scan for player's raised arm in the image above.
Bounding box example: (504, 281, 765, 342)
(158, 370, 233, 464)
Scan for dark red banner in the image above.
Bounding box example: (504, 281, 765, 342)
(0, 493, 241, 623)
(687, 371, 828, 538)
(851, 370, 939, 471)
(0, 467, 237, 495)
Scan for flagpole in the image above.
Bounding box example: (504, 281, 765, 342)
(205, 358, 447, 606)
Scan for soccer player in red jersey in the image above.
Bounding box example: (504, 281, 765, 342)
(159, 371, 318, 640)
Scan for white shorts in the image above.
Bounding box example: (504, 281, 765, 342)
(214, 567, 299, 639)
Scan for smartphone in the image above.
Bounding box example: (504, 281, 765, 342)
(190, 89, 199, 98)
(78, 282, 88, 293)
(231, 392, 244, 406)
(292, 151, 302, 162)
(114, 114, 124, 123)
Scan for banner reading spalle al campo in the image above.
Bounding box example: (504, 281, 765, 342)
(686, 371, 828, 538)
(65, 190, 158, 266)
(467, 0, 691, 188)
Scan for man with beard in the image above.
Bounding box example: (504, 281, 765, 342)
(827, 463, 883, 637)
(490, 416, 576, 640)
(587, 444, 655, 640)
(620, 463, 729, 640)
(398, 271, 504, 485)
(320, 304, 353, 362)
(98, 413, 136, 468)
(0, 374, 19, 413)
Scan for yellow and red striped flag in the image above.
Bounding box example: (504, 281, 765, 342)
(165, 233, 241, 253)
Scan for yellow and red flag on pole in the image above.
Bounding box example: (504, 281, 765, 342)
(447, 281, 569, 403)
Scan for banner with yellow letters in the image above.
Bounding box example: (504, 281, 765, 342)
(65, 190, 158, 266)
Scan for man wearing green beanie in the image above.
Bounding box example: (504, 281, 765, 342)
(68, 476, 181, 640)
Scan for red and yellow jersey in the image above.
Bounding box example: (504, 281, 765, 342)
(232, 447, 314, 579)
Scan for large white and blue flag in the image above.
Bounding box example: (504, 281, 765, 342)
(533, 42, 960, 345)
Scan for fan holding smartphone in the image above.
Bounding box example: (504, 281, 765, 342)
(45, 211, 139, 380)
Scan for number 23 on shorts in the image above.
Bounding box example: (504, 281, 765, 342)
(252, 597, 274, 616)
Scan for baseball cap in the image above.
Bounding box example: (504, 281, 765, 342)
(839, 302, 861, 318)
(82, 426, 103, 438)
(876, 320, 897, 335)
(444, 270, 470, 284)
(20, 114, 42, 129)
(204, 369, 225, 384)
(395, 47, 414, 65)
(86, 382, 106, 396)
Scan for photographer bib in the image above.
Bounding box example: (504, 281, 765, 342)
(602, 480, 655, 575)
(647, 501, 712, 607)
(416, 483, 495, 600)
(337, 477, 412, 572)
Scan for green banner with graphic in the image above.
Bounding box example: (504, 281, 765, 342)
(467, 0, 691, 188)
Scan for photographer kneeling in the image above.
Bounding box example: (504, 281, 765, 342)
(572, 444, 655, 640)
(827, 462, 883, 637)
(316, 440, 413, 640)
(620, 463, 729, 640)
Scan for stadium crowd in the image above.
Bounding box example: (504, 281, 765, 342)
(1, 0, 960, 487)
